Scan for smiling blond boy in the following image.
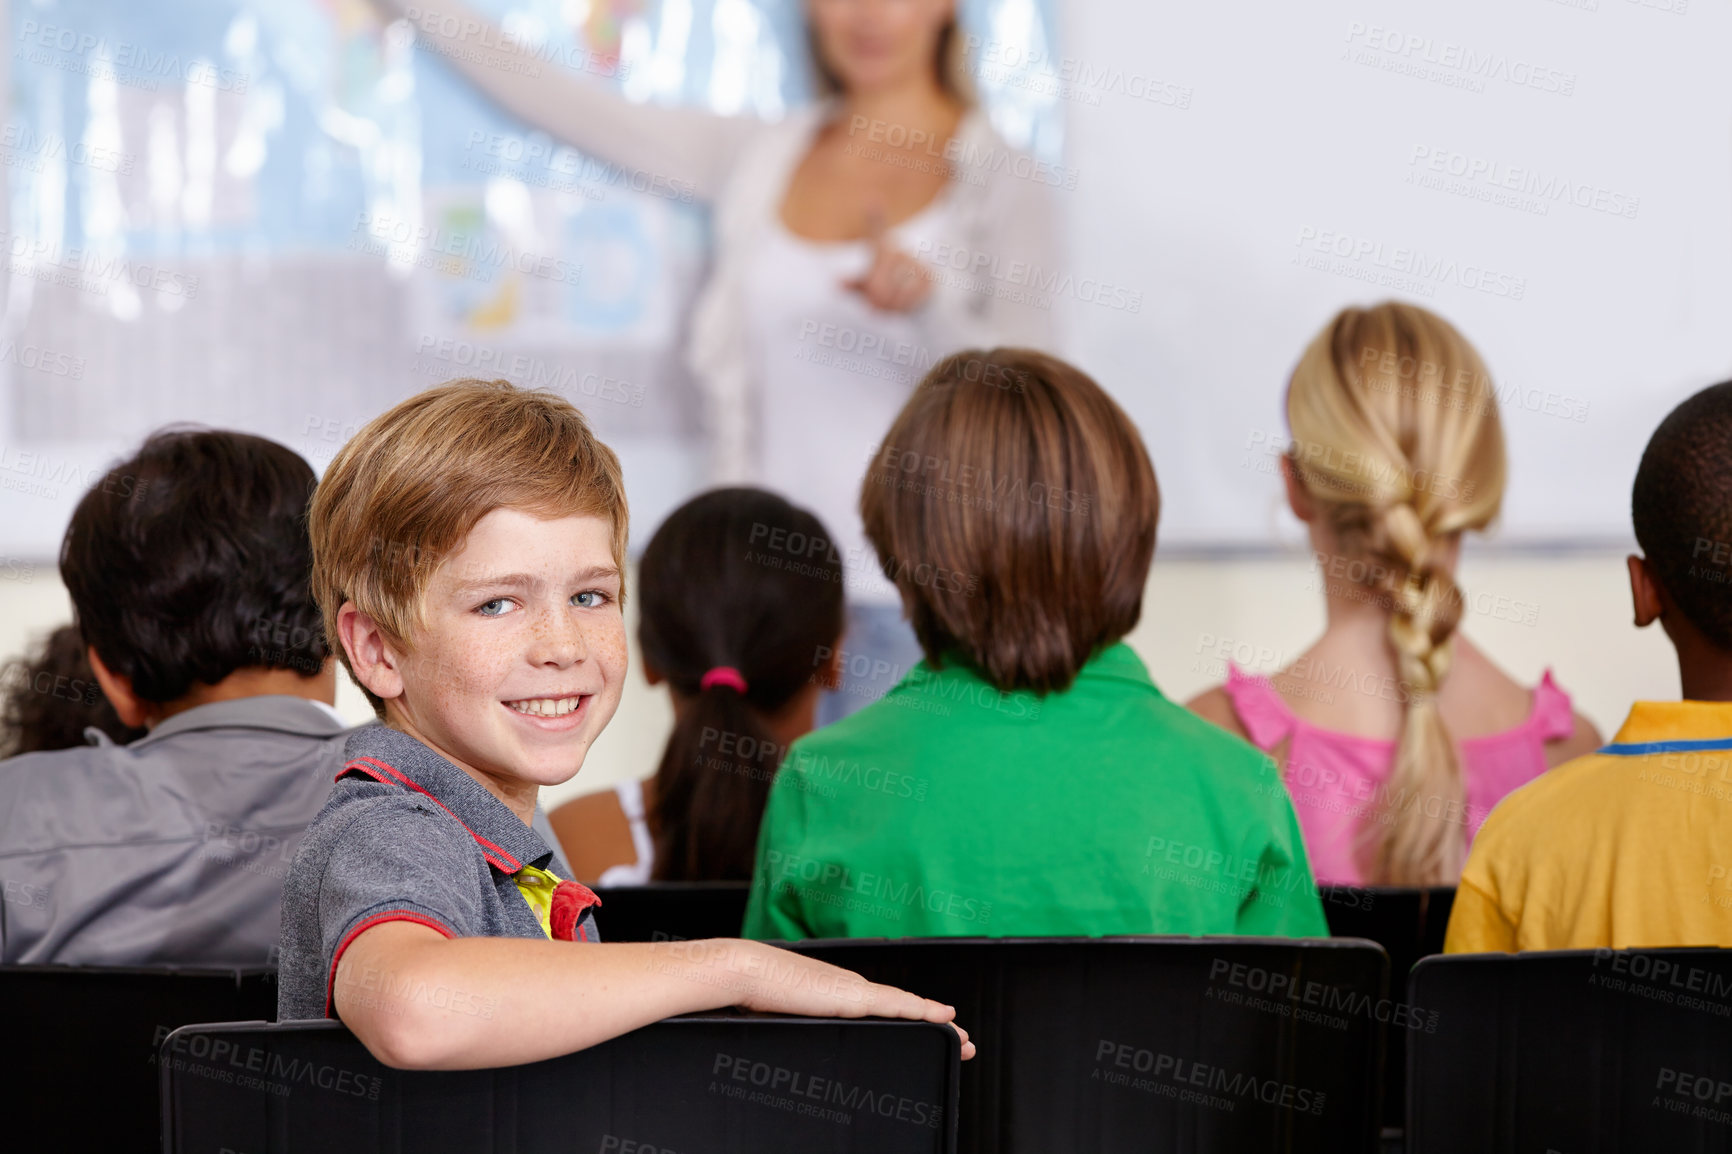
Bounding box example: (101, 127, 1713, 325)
(276, 381, 967, 1068)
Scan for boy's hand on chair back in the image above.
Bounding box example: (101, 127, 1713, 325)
(731, 941, 974, 1059)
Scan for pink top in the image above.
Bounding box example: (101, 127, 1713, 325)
(1222, 664, 1577, 885)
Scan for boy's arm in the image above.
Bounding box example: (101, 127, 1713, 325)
(740, 753, 813, 940)
(1236, 847, 1330, 938)
(741, 872, 810, 941)
(1441, 877, 1518, 954)
(1444, 801, 1523, 953)
(336, 922, 971, 1069)
(1236, 762, 1330, 938)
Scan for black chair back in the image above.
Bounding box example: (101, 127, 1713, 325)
(162, 1016, 959, 1153)
(593, 882, 752, 942)
(1324, 885, 1455, 1132)
(1409, 948, 1732, 1152)
(0, 964, 275, 1153)
(791, 936, 1387, 1154)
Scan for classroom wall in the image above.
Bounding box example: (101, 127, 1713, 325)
(0, 547, 1672, 808)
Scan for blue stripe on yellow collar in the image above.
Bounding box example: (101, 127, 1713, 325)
(1599, 736, 1732, 756)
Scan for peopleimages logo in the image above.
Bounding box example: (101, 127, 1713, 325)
(1093, 1040, 1328, 1115)
(352, 212, 582, 285)
(0, 125, 134, 175)
(0, 230, 200, 299)
(846, 116, 1082, 189)
(913, 241, 1142, 313)
(762, 849, 991, 926)
(17, 20, 249, 92)
(1293, 227, 1526, 301)
(1342, 22, 1577, 96)
(1407, 146, 1640, 220)
(1208, 958, 1441, 1032)
(710, 1053, 943, 1128)
(154, 1027, 383, 1099)
(462, 130, 694, 203)
(413, 335, 643, 406)
(400, 7, 636, 83)
(1590, 948, 1732, 1015)
(962, 37, 1194, 110)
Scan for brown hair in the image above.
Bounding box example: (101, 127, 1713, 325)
(861, 348, 1158, 695)
(1286, 302, 1506, 885)
(808, 10, 974, 104)
(308, 380, 629, 715)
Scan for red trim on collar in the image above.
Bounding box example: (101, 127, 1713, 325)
(339, 755, 524, 874)
(324, 909, 454, 1019)
(550, 879, 602, 942)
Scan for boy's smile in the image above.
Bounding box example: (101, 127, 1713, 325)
(504, 695, 588, 721)
(341, 506, 627, 821)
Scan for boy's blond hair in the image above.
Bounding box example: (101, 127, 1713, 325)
(309, 380, 628, 714)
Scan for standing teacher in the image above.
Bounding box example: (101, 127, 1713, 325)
(381, 0, 1059, 718)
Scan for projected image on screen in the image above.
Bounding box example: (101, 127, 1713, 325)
(0, 0, 1062, 556)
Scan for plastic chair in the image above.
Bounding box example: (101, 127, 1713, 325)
(1323, 885, 1456, 1134)
(162, 1015, 960, 1153)
(0, 964, 275, 1152)
(592, 881, 752, 942)
(790, 935, 1387, 1154)
(1408, 948, 1732, 1152)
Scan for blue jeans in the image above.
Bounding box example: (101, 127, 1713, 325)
(816, 603, 926, 727)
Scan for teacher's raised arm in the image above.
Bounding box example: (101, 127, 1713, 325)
(377, 0, 1060, 729)
(375, 0, 756, 201)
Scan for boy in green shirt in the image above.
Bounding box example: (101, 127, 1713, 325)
(744, 349, 1327, 941)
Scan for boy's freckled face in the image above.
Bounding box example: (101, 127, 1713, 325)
(390, 507, 627, 794)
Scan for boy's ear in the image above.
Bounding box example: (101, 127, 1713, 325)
(337, 602, 406, 704)
(1280, 454, 1315, 523)
(641, 656, 664, 687)
(86, 647, 155, 729)
(814, 638, 846, 692)
(1628, 554, 1665, 628)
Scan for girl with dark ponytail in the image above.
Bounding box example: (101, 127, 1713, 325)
(550, 488, 845, 882)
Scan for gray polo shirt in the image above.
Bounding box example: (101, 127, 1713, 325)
(277, 724, 596, 1022)
(0, 695, 353, 965)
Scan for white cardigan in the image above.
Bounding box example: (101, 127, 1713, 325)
(386, 0, 1059, 480)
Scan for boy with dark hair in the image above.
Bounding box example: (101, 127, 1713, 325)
(0, 430, 351, 964)
(1446, 380, 1732, 951)
(278, 380, 967, 1068)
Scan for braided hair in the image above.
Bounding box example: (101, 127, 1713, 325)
(1286, 302, 1507, 884)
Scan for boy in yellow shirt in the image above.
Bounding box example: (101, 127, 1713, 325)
(1446, 380, 1732, 952)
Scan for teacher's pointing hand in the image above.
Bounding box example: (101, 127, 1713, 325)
(843, 207, 934, 314)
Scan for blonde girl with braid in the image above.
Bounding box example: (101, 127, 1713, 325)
(1189, 302, 1600, 886)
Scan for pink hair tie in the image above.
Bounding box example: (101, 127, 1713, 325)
(700, 666, 748, 693)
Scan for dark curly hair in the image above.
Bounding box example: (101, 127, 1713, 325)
(0, 624, 145, 757)
(1632, 379, 1732, 651)
(59, 428, 327, 704)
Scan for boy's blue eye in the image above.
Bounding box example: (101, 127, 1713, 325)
(573, 590, 608, 609)
(477, 598, 515, 617)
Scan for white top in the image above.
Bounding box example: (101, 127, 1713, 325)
(596, 777, 655, 887)
(742, 194, 959, 601)
(308, 699, 351, 728)
(387, 0, 1059, 600)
